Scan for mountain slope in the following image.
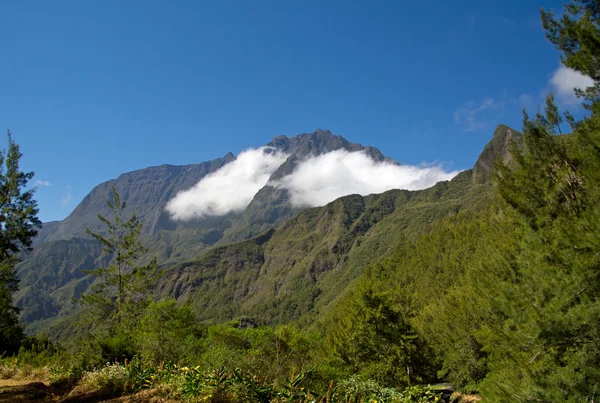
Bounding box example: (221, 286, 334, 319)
(18, 129, 398, 331)
(155, 167, 490, 327)
(153, 125, 517, 327)
(20, 125, 517, 336)
(221, 129, 396, 242)
(34, 154, 236, 244)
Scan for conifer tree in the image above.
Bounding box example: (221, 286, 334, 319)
(328, 281, 434, 387)
(0, 130, 41, 355)
(542, 0, 600, 110)
(78, 186, 158, 359)
(479, 92, 600, 400)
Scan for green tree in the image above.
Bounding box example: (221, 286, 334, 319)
(78, 186, 158, 360)
(475, 92, 600, 401)
(542, 0, 600, 110)
(133, 298, 205, 364)
(328, 281, 434, 387)
(0, 130, 41, 356)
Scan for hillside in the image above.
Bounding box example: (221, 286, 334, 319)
(16, 129, 402, 330)
(32, 124, 518, 339)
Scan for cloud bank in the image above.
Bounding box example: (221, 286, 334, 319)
(166, 148, 460, 221)
(166, 147, 289, 220)
(274, 150, 460, 207)
(551, 66, 594, 103)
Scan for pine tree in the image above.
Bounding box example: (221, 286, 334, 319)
(77, 186, 158, 360)
(476, 92, 600, 400)
(0, 130, 41, 356)
(327, 280, 434, 387)
(542, 0, 600, 110)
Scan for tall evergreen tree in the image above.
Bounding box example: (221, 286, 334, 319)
(476, 90, 600, 400)
(542, 0, 600, 110)
(0, 130, 41, 355)
(77, 186, 158, 360)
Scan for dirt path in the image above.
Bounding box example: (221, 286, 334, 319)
(0, 379, 55, 402)
(0, 379, 175, 402)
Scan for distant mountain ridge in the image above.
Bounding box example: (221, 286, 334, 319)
(17, 125, 519, 334)
(34, 129, 389, 244)
(34, 154, 236, 245)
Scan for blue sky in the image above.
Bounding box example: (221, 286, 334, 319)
(0, 0, 584, 222)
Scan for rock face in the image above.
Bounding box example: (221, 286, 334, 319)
(472, 124, 522, 183)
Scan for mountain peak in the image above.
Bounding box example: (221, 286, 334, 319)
(268, 129, 362, 156)
(473, 124, 522, 183)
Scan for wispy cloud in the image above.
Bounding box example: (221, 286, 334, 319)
(35, 180, 51, 187)
(454, 97, 496, 132)
(166, 147, 289, 220)
(273, 150, 460, 208)
(517, 93, 537, 110)
(550, 65, 594, 104)
(61, 186, 72, 208)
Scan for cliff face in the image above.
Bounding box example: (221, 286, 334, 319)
(472, 124, 522, 183)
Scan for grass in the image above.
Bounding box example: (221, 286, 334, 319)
(0, 358, 49, 381)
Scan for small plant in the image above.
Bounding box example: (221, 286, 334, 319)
(80, 362, 129, 394)
(275, 371, 320, 402)
(123, 357, 158, 391)
(0, 358, 18, 379)
(48, 365, 84, 386)
(399, 385, 443, 403)
(335, 375, 402, 402)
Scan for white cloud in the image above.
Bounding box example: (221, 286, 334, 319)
(166, 147, 289, 220)
(550, 65, 594, 103)
(273, 150, 460, 208)
(454, 97, 496, 132)
(35, 180, 51, 187)
(61, 186, 72, 208)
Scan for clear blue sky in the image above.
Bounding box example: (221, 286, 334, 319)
(1, 0, 575, 222)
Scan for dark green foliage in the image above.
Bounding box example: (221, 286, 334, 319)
(473, 97, 600, 401)
(0, 130, 41, 356)
(328, 282, 435, 387)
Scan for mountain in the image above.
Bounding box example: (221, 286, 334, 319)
(16, 129, 400, 330)
(221, 129, 396, 242)
(153, 126, 517, 326)
(156, 169, 489, 328)
(34, 154, 236, 244)
(17, 125, 519, 335)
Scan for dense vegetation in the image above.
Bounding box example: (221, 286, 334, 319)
(3, 1, 600, 401)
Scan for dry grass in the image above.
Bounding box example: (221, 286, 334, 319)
(0, 362, 49, 382)
(450, 391, 482, 402)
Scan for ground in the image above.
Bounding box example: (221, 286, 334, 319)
(0, 379, 176, 402)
